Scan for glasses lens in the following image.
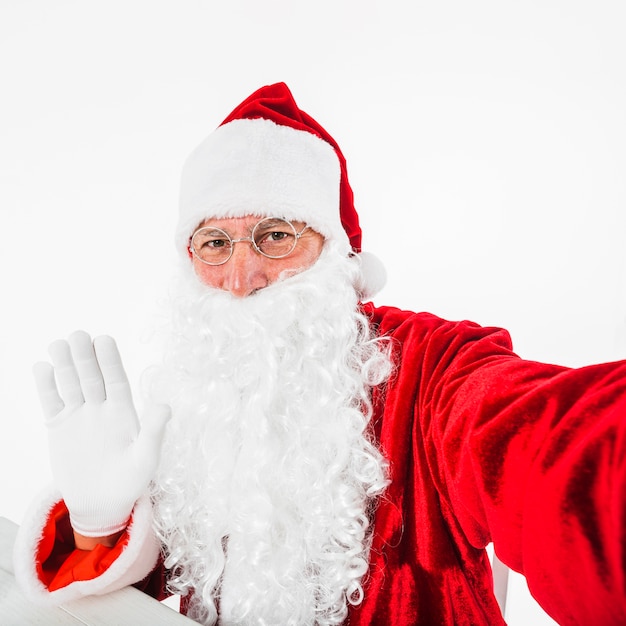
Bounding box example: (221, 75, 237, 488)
(253, 218, 298, 258)
(191, 227, 232, 264)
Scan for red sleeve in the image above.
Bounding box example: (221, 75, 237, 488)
(35, 500, 168, 601)
(371, 304, 626, 625)
(438, 339, 626, 625)
(36, 501, 130, 591)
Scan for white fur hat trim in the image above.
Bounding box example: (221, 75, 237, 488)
(175, 118, 350, 256)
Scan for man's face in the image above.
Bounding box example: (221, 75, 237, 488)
(191, 215, 325, 298)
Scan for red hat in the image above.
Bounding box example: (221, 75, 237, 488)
(219, 82, 362, 252)
(176, 82, 386, 297)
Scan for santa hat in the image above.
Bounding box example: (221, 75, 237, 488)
(176, 82, 386, 298)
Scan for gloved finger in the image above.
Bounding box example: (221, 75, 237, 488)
(68, 330, 106, 404)
(33, 361, 64, 421)
(48, 339, 84, 408)
(93, 335, 133, 404)
(133, 403, 171, 471)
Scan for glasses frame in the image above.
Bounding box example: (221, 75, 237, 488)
(189, 217, 310, 266)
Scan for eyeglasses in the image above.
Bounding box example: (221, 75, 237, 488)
(190, 217, 310, 266)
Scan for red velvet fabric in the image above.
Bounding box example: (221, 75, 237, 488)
(349, 304, 626, 625)
(34, 305, 626, 624)
(36, 501, 131, 591)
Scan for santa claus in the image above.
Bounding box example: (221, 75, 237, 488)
(14, 83, 626, 626)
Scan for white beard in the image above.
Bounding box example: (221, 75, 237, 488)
(146, 245, 391, 626)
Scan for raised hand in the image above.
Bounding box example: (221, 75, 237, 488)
(33, 330, 171, 537)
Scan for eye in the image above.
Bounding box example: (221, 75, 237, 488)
(265, 230, 290, 242)
(204, 237, 229, 249)
(191, 228, 232, 258)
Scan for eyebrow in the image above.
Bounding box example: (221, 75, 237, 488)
(198, 217, 295, 235)
(196, 227, 230, 237)
(254, 218, 290, 229)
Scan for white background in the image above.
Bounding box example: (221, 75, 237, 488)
(1, 1, 625, 623)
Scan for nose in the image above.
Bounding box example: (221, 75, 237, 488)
(221, 242, 269, 298)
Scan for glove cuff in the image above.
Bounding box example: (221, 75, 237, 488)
(69, 513, 133, 538)
(66, 496, 137, 537)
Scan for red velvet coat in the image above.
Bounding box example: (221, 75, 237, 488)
(26, 305, 626, 625)
(352, 304, 626, 625)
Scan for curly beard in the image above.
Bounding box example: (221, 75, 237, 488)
(146, 244, 391, 626)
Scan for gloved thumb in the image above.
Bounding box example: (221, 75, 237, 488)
(133, 403, 171, 469)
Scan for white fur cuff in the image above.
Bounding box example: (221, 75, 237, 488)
(13, 485, 160, 606)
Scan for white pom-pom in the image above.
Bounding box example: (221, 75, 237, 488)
(357, 251, 387, 300)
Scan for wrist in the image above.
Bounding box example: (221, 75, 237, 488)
(73, 528, 126, 550)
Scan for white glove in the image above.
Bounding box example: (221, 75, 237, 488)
(33, 330, 171, 537)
